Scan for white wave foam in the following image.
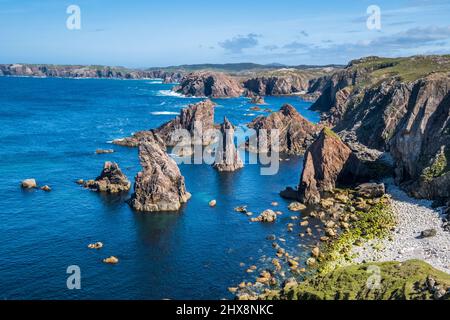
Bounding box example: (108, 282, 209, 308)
(150, 111, 179, 115)
(156, 90, 188, 98)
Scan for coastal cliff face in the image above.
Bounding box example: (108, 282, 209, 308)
(247, 104, 318, 155)
(243, 68, 336, 96)
(213, 117, 243, 172)
(113, 100, 215, 148)
(310, 55, 450, 202)
(129, 135, 191, 212)
(173, 71, 243, 97)
(0, 64, 183, 82)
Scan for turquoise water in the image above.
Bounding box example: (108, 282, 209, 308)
(0, 77, 320, 299)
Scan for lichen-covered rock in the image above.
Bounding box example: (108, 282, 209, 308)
(84, 162, 131, 193)
(129, 136, 191, 212)
(355, 183, 385, 198)
(173, 71, 243, 98)
(247, 104, 318, 155)
(213, 117, 243, 172)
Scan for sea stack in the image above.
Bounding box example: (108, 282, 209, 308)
(84, 162, 131, 193)
(247, 104, 318, 155)
(213, 117, 244, 172)
(129, 134, 191, 212)
(113, 100, 216, 149)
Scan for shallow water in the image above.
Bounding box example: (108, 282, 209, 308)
(0, 77, 320, 299)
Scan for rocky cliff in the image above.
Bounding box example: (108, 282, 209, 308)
(213, 117, 244, 172)
(243, 68, 335, 96)
(0, 64, 183, 82)
(310, 55, 450, 202)
(247, 104, 318, 155)
(173, 71, 243, 97)
(129, 134, 191, 212)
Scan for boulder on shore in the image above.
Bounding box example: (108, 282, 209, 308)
(129, 135, 191, 212)
(213, 117, 244, 172)
(84, 162, 131, 193)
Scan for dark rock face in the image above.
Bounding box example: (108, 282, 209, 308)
(244, 75, 309, 96)
(173, 71, 243, 97)
(129, 136, 191, 212)
(247, 104, 318, 155)
(84, 162, 131, 193)
(213, 117, 243, 172)
(298, 128, 365, 205)
(113, 100, 216, 148)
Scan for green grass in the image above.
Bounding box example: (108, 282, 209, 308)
(421, 147, 449, 181)
(317, 198, 396, 274)
(349, 55, 450, 86)
(276, 260, 450, 300)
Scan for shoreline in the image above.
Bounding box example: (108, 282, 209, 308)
(352, 180, 450, 274)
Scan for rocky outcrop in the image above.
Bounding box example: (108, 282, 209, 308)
(249, 95, 266, 105)
(113, 100, 216, 149)
(297, 128, 366, 205)
(247, 104, 318, 155)
(213, 117, 243, 172)
(173, 71, 243, 97)
(243, 68, 335, 96)
(129, 135, 191, 212)
(310, 55, 450, 202)
(244, 76, 308, 96)
(84, 162, 131, 193)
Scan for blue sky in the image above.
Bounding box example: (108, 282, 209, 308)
(0, 0, 449, 67)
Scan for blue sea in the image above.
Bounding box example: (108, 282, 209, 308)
(0, 77, 320, 300)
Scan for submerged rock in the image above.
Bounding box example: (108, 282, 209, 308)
(103, 256, 119, 264)
(88, 242, 103, 249)
(84, 162, 131, 193)
(247, 104, 318, 155)
(129, 136, 191, 212)
(96, 149, 114, 154)
(40, 185, 51, 192)
(21, 179, 37, 189)
(213, 117, 243, 172)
